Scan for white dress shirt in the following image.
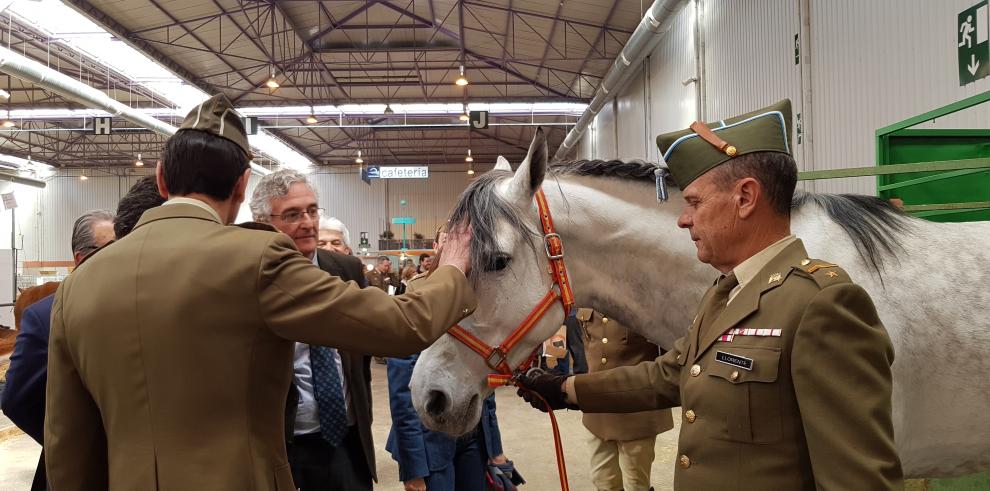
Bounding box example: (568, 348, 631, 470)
(292, 253, 354, 435)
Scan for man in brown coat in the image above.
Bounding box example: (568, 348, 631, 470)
(44, 94, 476, 491)
(577, 308, 673, 491)
(520, 100, 902, 490)
(366, 255, 399, 292)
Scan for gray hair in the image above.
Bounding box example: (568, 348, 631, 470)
(249, 169, 318, 223)
(319, 216, 351, 247)
(71, 209, 115, 255)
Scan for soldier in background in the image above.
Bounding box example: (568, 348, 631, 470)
(578, 308, 672, 491)
(366, 255, 399, 293)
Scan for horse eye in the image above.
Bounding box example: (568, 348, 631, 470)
(486, 254, 512, 272)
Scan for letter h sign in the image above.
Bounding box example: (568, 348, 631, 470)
(92, 117, 112, 135)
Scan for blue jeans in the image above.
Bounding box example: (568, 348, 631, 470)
(424, 426, 488, 491)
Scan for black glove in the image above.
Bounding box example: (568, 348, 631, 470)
(515, 367, 578, 412)
(486, 461, 525, 490)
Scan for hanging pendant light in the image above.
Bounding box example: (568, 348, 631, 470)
(134, 153, 144, 167)
(355, 150, 364, 164)
(465, 148, 474, 163)
(454, 65, 469, 86)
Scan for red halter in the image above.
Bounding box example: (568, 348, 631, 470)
(447, 188, 575, 491)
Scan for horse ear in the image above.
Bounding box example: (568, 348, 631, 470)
(507, 127, 547, 200)
(493, 156, 512, 172)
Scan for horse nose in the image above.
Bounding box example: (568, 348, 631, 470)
(425, 389, 451, 417)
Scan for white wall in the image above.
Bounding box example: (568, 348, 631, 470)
(577, 0, 990, 195)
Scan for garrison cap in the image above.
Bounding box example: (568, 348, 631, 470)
(178, 93, 252, 158)
(657, 99, 792, 189)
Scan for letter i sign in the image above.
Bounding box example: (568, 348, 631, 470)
(958, 1, 990, 85)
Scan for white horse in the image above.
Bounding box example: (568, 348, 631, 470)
(410, 129, 990, 478)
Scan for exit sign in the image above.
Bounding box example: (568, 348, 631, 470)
(958, 1, 990, 85)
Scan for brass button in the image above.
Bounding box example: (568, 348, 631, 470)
(684, 409, 696, 423)
(601, 357, 608, 365)
(730, 370, 740, 381)
(602, 317, 609, 324)
(800, 258, 811, 266)
(678, 455, 691, 469)
(725, 145, 737, 157)
(462, 308, 470, 314)
(602, 337, 609, 344)
(690, 364, 701, 377)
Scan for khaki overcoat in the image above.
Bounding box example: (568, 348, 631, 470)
(578, 308, 673, 442)
(574, 240, 903, 490)
(45, 203, 476, 491)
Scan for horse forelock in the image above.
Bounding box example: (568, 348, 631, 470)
(792, 191, 915, 280)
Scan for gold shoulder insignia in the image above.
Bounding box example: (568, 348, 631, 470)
(805, 262, 837, 274)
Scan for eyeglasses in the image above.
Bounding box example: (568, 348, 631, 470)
(271, 207, 323, 224)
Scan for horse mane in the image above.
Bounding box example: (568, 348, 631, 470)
(449, 158, 912, 281)
(791, 192, 912, 278)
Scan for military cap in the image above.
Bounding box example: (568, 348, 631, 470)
(657, 99, 792, 189)
(178, 93, 252, 158)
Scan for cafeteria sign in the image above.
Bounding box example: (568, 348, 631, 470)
(375, 166, 429, 179)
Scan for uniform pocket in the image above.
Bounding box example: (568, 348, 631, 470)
(707, 346, 783, 443)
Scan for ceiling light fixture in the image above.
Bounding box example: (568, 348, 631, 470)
(355, 150, 364, 164)
(134, 153, 144, 167)
(455, 65, 469, 86)
(465, 148, 474, 163)
(459, 104, 469, 121)
(1, 119, 15, 128)
(265, 65, 280, 89)
(383, 104, 394, 115)
(0, 89, 9, 99)
(79, 174, 88, 181)
(306, 113, 318, 124)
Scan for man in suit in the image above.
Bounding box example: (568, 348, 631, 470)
(577, 308, 672, 491)
(44, 94, 476, 491)
(2, 209, 115, 490)
(520, 100, 902, 490)
(249, 169, 377, 490)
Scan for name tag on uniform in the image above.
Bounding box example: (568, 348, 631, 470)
(715, 351, 753, 371)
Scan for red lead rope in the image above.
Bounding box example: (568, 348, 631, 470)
(447, 188, 574, 491)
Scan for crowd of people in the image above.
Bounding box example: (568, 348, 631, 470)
(1, 93, 903, 491)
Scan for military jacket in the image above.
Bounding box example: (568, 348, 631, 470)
(579, 308, 674, 442)
(366, 268, 400, 292)
(574, 239, 903, 490)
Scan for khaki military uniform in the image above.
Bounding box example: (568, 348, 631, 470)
(366, 268, 399, 293)
(579, 308, 673, 491)
(45, 203, 477, 491)
(573, 239, 902, 490)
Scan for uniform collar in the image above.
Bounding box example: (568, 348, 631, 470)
(162, 197, 223, 223)
(132, 201, 223, 232)
(730, 234, 796, 302)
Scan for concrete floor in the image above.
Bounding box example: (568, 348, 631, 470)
(1, 362, 679, 490)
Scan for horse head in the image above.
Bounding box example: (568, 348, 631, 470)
(410, 129, 571, 436)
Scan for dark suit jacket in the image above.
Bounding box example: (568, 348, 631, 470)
(284, 249, 376, 481)
(385, 354, 503, 482)
(2, 293, 54, 490)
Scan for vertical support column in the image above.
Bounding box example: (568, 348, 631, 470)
(694, 0, 706, 121)
(798, 0, 816, 192)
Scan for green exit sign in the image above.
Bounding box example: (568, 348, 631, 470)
(959, 1, 990, 85)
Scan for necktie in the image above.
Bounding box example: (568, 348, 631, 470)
(310, 346, 348, 446)
(698, 273, 739, 339)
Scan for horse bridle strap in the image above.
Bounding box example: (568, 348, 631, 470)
(447, 188, 575, 381)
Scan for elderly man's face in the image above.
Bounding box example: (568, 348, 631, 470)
(269, 182, 319, 258)
(318, 229, 350, 255)
(676, 171, 740, 271)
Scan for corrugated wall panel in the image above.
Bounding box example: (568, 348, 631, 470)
(592, 100, 619, 159)
(31, 173, 132, 261)
(811, 0, 990, 195)
(615, 69, 650, 160)
(648, 1, 700, 163)
(701, 0, 804, 170)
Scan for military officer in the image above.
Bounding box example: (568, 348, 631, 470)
(519, 100, 903, 490)
(578, 308, 673, 491)
(366, 255, 400, 292)
(44, 94, 476, 491)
